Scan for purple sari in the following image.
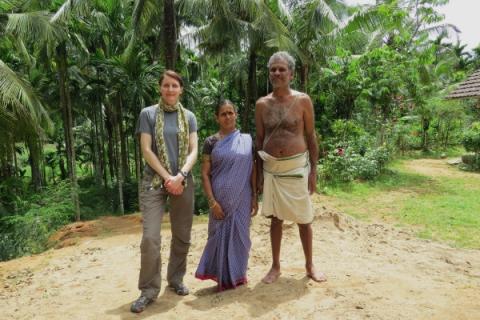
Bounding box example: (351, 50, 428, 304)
(195, 130, 253, 291)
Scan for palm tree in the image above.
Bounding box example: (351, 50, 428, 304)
(179, 0, 295, 131)
(3, 0, 93, 219)
(0, 59, 52, 188)
(289, 0, 383, 92)
(124, 0, 179, 68)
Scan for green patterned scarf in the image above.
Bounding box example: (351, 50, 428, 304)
(152, 99, 190, 188)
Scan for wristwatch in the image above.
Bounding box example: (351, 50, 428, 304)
(180, 170, 189, 178)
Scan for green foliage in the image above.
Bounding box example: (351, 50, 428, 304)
(0, 181, 74, 261)
(461, 122, 480, 171)
(193, 164, 209, 215)
(2, 0, 479, 260)
(462, 122, 480, 154)
(319, 120, 390, 183)
(325, 160, 480, 248)
(319, 145, 390, 183)
(76, 177, 139, 219)
(390, 119, 421, 154)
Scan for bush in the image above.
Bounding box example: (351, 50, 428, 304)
(463, 122, 480, 154)
(0, 182, 74, 261)
(319, 146, 390, 183)
(77, 177, 139, 219)
(461, 154, 480, 171)
(390, 120, 422, 154)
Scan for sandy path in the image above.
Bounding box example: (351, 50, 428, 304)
(404, 158, 480, 179)
(1, 160, 480, 320)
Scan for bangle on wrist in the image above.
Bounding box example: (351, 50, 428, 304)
(209, 201, 218, 209)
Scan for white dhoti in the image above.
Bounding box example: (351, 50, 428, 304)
(259, 150, 314, 224)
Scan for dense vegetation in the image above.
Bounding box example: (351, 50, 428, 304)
(1, 0, 479, 261)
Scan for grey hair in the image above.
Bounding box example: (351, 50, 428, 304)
(267, 51, 295, 71)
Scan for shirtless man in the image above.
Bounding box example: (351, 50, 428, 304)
(255, 51, 326, 284)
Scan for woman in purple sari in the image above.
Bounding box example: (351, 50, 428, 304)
(196, 100, 257, 291)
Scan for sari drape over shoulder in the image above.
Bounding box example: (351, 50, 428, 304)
(195, 130, 253, 291)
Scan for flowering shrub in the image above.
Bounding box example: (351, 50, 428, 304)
(319, 146, 390, 182)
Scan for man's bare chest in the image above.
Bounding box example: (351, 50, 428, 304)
(263, 104, 303, 132)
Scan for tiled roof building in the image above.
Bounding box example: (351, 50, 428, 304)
(447, 69, 480, 99)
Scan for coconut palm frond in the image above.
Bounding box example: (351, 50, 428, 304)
(195, 17, 245, 54)
(50, 0, 91, 24)
(265, 34, 304, 60)
(309, 0, 340, 28)
(417, 23, 460, 40)
(178, 0, 211, 18)
(123, 0, 161, 62)
(266, 0, 292, 22)
(90, 10, 112, 32)
(6, 11, 60, 44)
(342, 6, 383, 35)
(13, 37, 34, 68)
(0, 59, 52, 132)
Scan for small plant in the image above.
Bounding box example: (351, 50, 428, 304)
(0, 182, 74, 261)
(461, 122, 480, 171)
(319, 145, 390, 183)
(462, 122, 480, 154)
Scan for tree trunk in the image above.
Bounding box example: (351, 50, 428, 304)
(422, 116, 430, 152)
(56, 42, 80, 220)
(98, 104, 109, 188)
(118, 97, 130, 181)
(243, 51, 257, 132)
(56, 141, 67, 180)
(164, 0, 177, 69)
(92, 103, 103, 186)
(13, 141, 18, 178)
(299, 63, 309, 93)
(27, 141, 42, 190)
(0, 141, 14, 181)
(152, 33, 163, 64)
(105, 104, 116, 185)
(135, 137, 142, 211)
(114, 98, 125, 215)
(443, 120, 451, 149)
(133, 106, 142, 211)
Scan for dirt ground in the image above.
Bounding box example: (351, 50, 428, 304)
(403, 158, 480, 179)
(1, 160, 480, 320)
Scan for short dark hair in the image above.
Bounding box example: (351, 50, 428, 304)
(159, 70, 183, 87)
(215, 99, 238, 115)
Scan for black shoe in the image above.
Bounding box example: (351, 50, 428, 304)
(168, 283, 189, 296)
(130, 296, 153, 313)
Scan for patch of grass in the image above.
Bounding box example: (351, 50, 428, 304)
(322, 159, 480, 248)
(395, 146, 465, 160)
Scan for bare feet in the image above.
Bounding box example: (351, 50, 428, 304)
(262, 268, 281, 284)
(306, 266, 327, 282)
